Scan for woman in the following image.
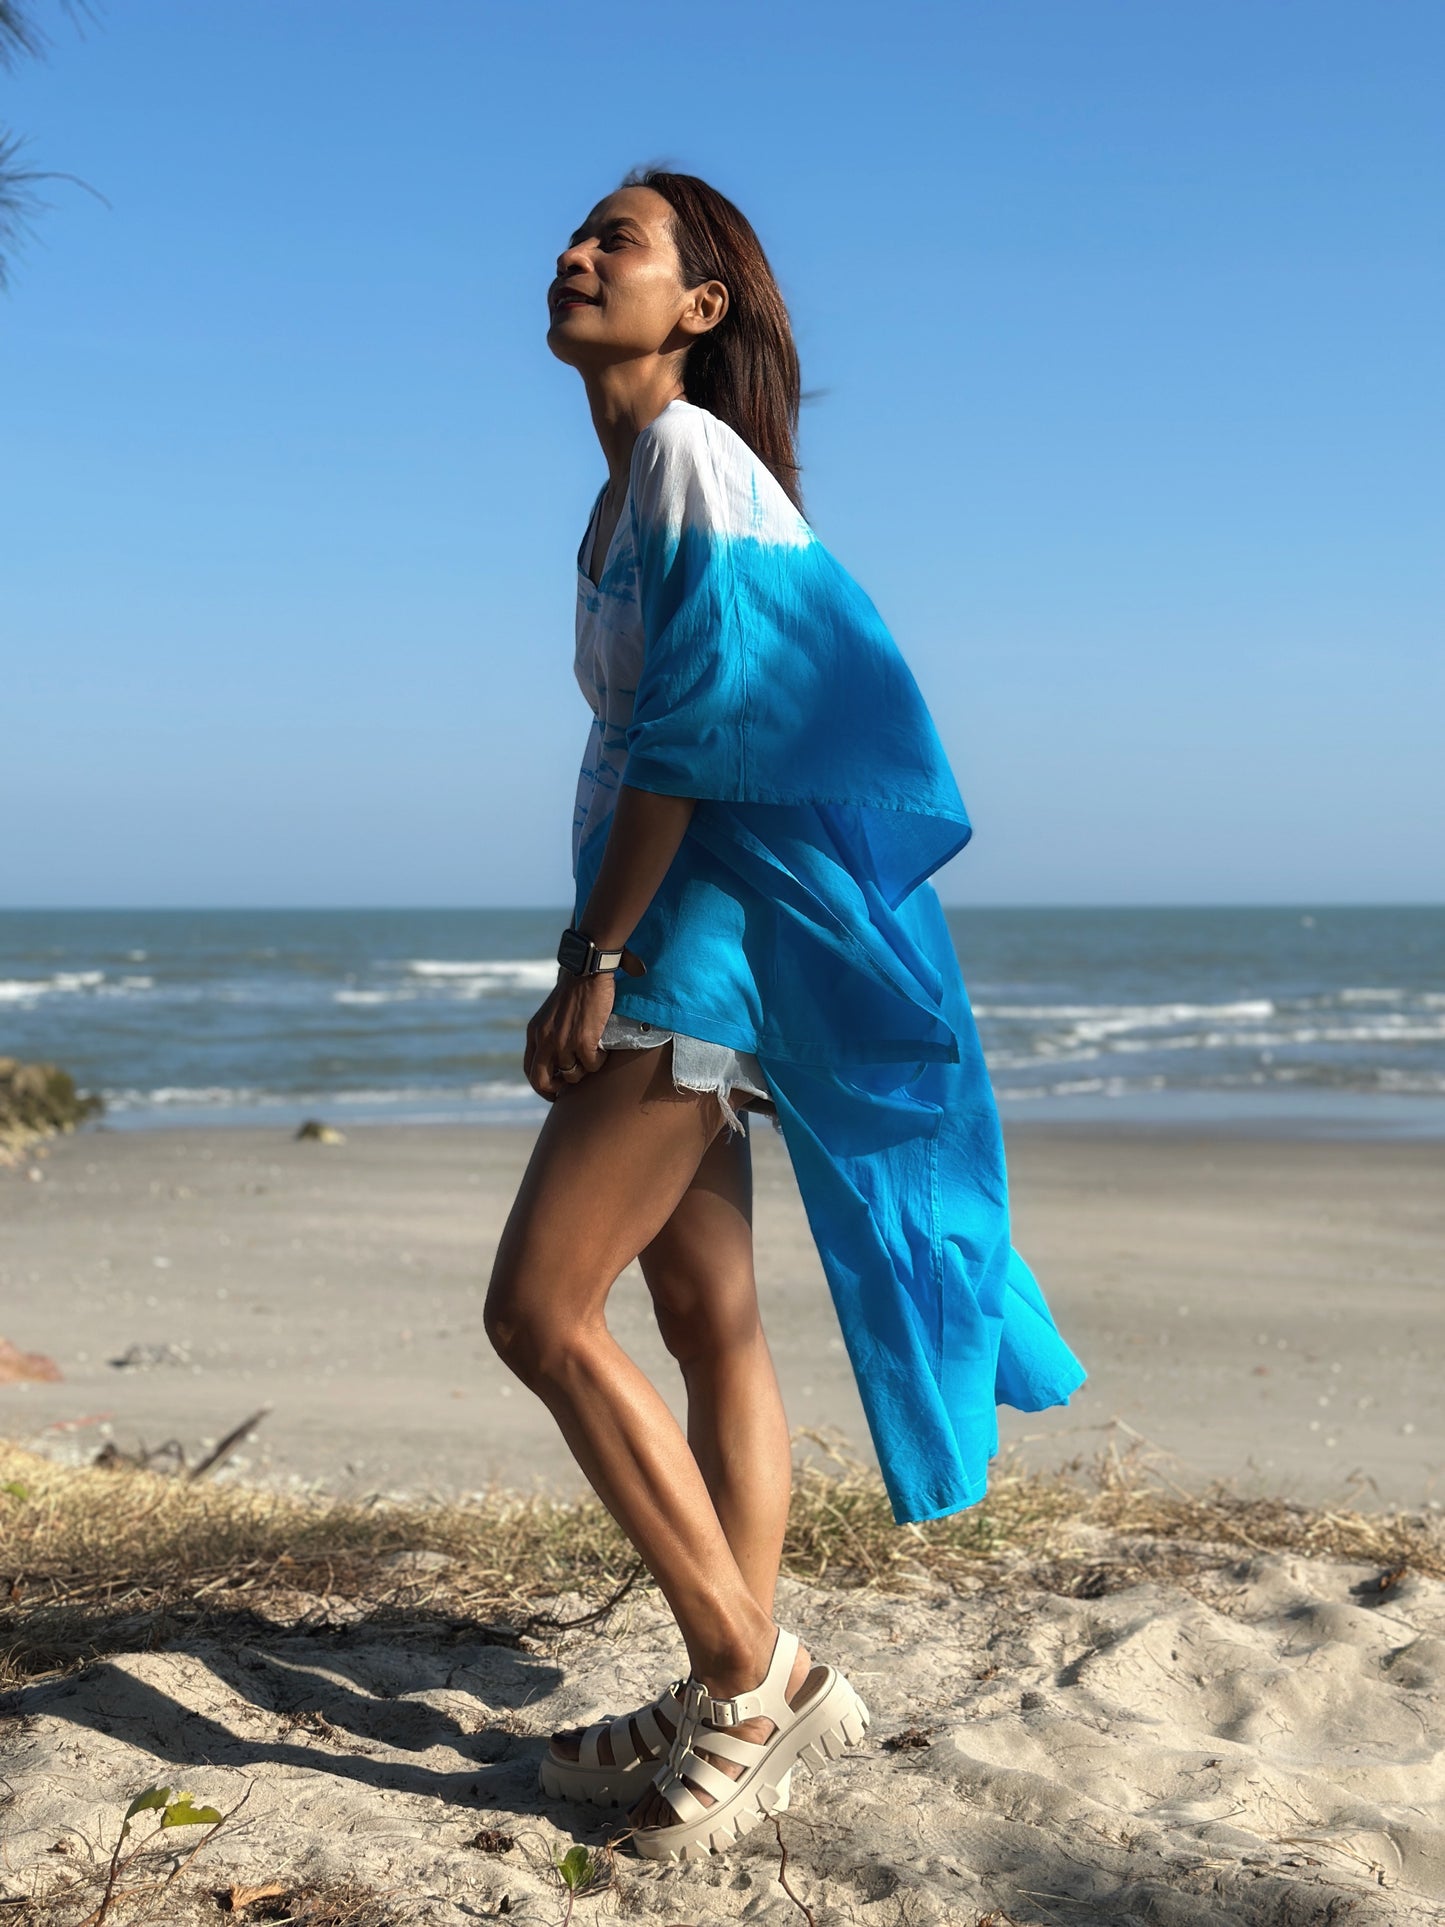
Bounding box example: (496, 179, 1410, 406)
(484, 168, 1086, 1865)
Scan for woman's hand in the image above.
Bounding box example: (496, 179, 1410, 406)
(527, 784, 692, 1105)
(525, 968, 615, 1102)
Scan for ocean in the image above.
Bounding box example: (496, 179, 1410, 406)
(2, 906, 1442, 1138)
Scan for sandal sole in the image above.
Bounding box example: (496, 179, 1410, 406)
(538, 1751, 653, 1807)
(538, 1751, 795, 1812)
(629, 1671, 871, 1862)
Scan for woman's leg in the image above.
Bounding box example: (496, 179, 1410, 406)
(484, 1044, 823, 1830)
(547, 1104, 792, 1770)
(644, 1112, 792, 1614)
(485, 1041, 771, 1671)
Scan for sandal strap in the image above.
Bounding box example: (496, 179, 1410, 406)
(695, 1626, 800, 1729)
(631, 1702, 670, 1753)
(607, 1710, 642, 1768)
(665, 1748, 740, 1803)
(682, 1725, 766, 1768)
(569, 1671, 688, 1772)
(649, 1757, 710, 1826)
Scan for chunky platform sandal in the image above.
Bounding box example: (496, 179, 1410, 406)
(538, 1676, 796, 1813)
(627, 1626, 870, 1863)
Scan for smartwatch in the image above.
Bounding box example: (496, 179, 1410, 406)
(557, 925, 627, 978)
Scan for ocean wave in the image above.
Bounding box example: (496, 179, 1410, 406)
(989, 1046, 1102, 1070)
(0, 970, 107, 1002)
(974, 998, 1277, 1027)
(104, 1084, 268, 1110)
(328, 1081, 530, 1105)
(405, 958, 558, 991)
(995, 1074, 1170, 1100)
(1101, 1020, 1445, 1053)
(336, 969, 556, 1004)
(1375, 1069, 1445, 1093)
(977, 995, 1445, 1059)
(1, 970, 156, 1003)
(102, 1078, 536, 1113)
(995, 1062, 1445, 1098)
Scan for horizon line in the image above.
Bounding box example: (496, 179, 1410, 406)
(2, 901, 1442, 915)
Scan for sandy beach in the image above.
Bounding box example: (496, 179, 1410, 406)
(3, 1119, 1444, 1925)
(1, 1118, 1440, 1509)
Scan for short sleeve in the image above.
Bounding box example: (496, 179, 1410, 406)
(621, 404, 786, 798)
(620, 401, 973, 908)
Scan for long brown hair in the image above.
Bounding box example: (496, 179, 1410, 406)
(619, 166, 805, 517)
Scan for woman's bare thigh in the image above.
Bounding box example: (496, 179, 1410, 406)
(638, 1118, 762, 1354)
(485, 1039, 740, 1338)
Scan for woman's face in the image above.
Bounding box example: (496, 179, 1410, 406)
(547, 185, 725, 367)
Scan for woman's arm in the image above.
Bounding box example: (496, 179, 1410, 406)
(578, 781, 696, 953)
(524, 782, 696, 1102)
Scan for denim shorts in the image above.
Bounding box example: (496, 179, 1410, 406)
(599, 1011, 782, 1138)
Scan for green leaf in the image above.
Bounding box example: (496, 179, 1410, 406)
(159, 1796, 223, 1829)
(123, 1787, 174, 1823)
(557, 1845, 591, 1889)
(121, 1786, 173, 1838)
(1, 1482, 28, 1500)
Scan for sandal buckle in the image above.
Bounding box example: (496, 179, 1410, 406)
(666, 1678, 707, 1774)
(705, 1688, 770, 1734)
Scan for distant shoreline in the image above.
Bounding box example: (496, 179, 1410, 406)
(61, 1088, 1445, 1142)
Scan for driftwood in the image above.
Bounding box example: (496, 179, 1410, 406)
(189, 1408, 271, 1481)
(92, 1409, 271, 1481)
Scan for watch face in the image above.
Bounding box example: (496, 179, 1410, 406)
(557, 928, 591, 974)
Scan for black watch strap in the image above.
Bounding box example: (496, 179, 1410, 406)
(557, 925, 626, 977)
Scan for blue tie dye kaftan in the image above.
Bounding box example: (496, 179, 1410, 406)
(571, 397, 1085, 1526)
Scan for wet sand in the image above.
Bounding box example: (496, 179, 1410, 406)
(2, 1119, 1439, 1510)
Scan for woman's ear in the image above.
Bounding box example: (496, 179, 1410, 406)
(683, 279, 728, 334)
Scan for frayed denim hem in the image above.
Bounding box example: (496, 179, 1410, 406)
(598, 1012, 781, 1138)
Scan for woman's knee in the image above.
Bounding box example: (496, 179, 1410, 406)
(647, 1267, 764, 1367)
(481, 1275, 527, 1374)
(483, 1271, 590, 1385)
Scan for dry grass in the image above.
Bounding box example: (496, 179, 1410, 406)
(1, 1429, 1440, 1692)
(0, 1868, 410, 1927)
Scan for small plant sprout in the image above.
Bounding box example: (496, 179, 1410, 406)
(550, 1842, 613, 1922)
(83, 1782, 242, 1927)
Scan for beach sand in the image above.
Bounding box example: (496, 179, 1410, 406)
(0, 1119, 1440, 1509)
(3, 1120, 1443, 1924)
(3, 1462, 1443, 1924)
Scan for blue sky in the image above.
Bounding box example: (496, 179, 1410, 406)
(1, 0, 1439, 908)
